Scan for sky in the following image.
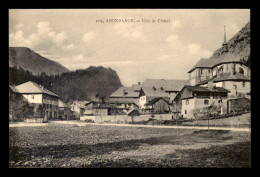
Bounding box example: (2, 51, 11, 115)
(9, 9, 250, 86)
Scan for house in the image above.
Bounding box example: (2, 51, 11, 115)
(92, 104, 112, 116)
(145, 97, 171, 114)
(139, 79, 189, 112)
(70, 100, 90, 119)
(84, 101, 112, 116)
(109, 87, 140, 113)
(58, 100, 73, 120)
(188, 31, 250, 97)
(173, 83, 230, 119)
(15, 81, 59, 120)
(9, 85, 29, 121)
(140, 79, 189, 103)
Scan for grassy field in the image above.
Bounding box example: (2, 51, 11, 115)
(9, 123, 251, 168)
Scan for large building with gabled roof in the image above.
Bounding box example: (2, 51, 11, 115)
(15, 81, 59, 119)
(188, 29, 250, 96)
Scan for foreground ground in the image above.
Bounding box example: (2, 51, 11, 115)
(9, 123, 251, 168)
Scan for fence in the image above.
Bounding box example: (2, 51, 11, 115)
(80, 114, 173, 123)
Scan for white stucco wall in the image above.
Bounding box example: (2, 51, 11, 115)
(181, 98, 195, 119)
(181, 97, 223, 119)
(140, 96, 146, 109)
(22, 94, 42, 104)
(223, 81, 251, 94)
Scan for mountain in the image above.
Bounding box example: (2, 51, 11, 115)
(9, 47, 70, 75)
(9, 66, 123, 102)
(210, 22, 250, 68)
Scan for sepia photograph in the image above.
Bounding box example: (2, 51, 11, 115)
(9, 9, 251, 168)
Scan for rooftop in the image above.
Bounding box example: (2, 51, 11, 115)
(188, 53, 244, 73)
(15, 81, 59, 97)
(141, 79, 189, 91)
(188, 58, 218, 73)
(58, 100, 68, 108)
(110, 87, 140, 98)
(9, 85, 19, 93)
(146, 97, 170, 106)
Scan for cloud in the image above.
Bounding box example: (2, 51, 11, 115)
(66, 43, 75, 50)
(9, 21, 70, 52)
(52, 32, 68, 45)
(113, 23, 143, 40)
(37, 21, 52, 35)
(82, 31, 96, 42)
(9, 30, 32, 47)
(171, 20, 181, 30)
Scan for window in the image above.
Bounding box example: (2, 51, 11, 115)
(201, 69, 203, 74)
(186, 100, 189, 105)
(31, 95, 34, 99)
(226, 64, 228, 71)
(233, 85, 237, 89)
(239, 67, 244, 74)
(242, 82, 245, 88)
(204, 100, 209, 105)
(185, 110, 187, 114)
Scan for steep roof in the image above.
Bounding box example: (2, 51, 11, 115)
(211, 72, 250, 82)
(188, 58, 218, 73)
(173, 85, 229, 101)
(141, 87, 169, 97)
(188, 53, 244, 73)
(15, 81, 59, 97)
(184, 85, 230, 93)
(141, 79, 189, 91)
(58, 100, 68, 108)
(9, 85, 19, 93)
(197, 72, 250, 85)
(146, 97, 170, 106)
(211, 53, 243, 67)
(110, 87, 140, 98)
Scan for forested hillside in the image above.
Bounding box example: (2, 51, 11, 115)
(9, 66, 122, 102)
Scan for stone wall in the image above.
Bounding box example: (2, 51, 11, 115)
(80, 114, 173, 123)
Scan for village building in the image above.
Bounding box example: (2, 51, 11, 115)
(70, 100, 90, 119)
(188, 29, 250, 97)
(145, 97, 171, 114)
(139, 79, 189, 112)
(173, 83, 230, 119)
(109, 86, 140, 113)
(15, 81, 59, 120)
(9, 85, 29, 121)
(58, 100, 73, 120)
(84, 101, 113, 116)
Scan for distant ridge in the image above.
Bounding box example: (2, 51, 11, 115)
(9, 47, 70, 75)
